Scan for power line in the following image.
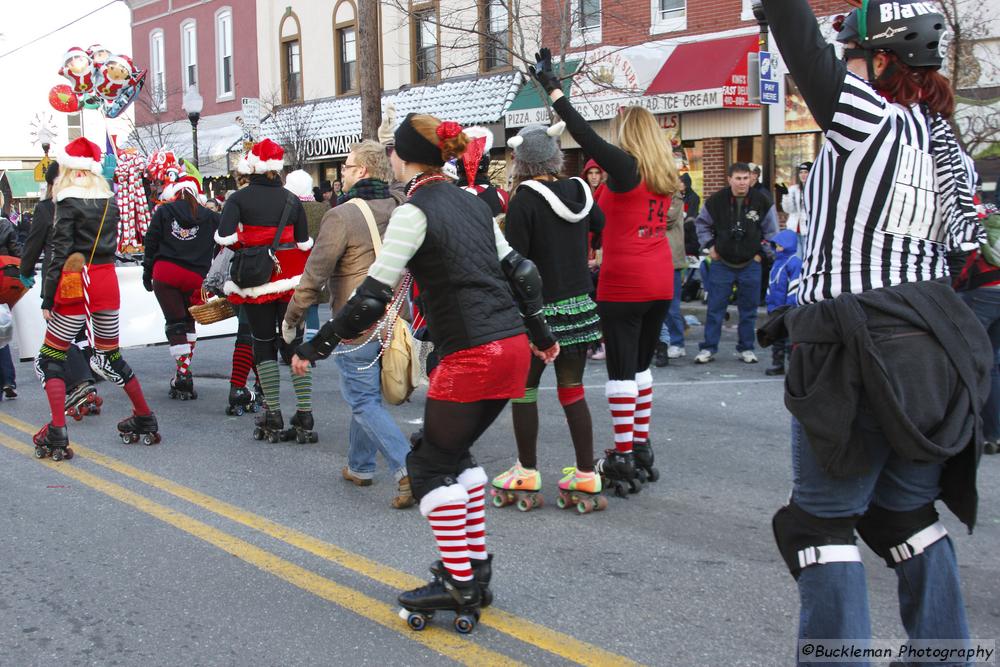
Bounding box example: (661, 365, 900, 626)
(0, 0, 124, 61)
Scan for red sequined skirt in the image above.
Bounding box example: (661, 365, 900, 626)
(427, 334, 530, 403)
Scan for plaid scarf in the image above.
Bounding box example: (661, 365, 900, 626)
(338, 178, 391, 205)
(929, 111, 986, 251)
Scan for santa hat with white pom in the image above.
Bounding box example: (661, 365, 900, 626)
(238, 138, 285, 175)
(58, 137, 105, 175)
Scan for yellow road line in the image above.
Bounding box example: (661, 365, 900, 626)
(0, 413, 640, 667)
(0, 432, 524, 667)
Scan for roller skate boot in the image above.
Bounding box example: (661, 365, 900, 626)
(279, 410, 318, 444)
(225, 385, 260, 416)
(557, 467, 608, 514)
(33, 423, 73, 461)
(595, 449, 643, 497)
(118, 413, 161, 446)
(398, 569, 481, 634)
(65, 381, 102, 421)
(253, 409, 283, 443)
(632, 439, 660, 482)
(489, 461, 543, 511)
(168, 371, 197, 400)
(430, 554, 493, 607)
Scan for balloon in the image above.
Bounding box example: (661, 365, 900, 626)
(48, 84, 79, 113)
(58, 47, 95, 95)
(103, 69, 146, 119)
(95, 54, 135, 104)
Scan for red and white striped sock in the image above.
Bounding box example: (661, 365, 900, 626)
(421, 483, 473, 582)
(458, 467, 488, 561)
(176, 354, 192, 376)
(606, 380, 638, 454)
(633, 369, 653, 443)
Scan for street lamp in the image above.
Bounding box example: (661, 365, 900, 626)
(182, 87, 204, 169)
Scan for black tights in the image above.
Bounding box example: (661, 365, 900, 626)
(597, 300, 669, 380)
(243, 301, 289, 364)
(152, 280, 195, 347)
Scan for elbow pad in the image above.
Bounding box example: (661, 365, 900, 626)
(500, 251, 556, 350)
(296, 276, 392, 361)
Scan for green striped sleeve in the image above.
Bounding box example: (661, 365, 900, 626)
(367, 203, 427, 288)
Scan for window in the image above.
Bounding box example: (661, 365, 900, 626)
(67, 113, 82, 141)
(412, 5, 439, 84)
(216, 8, 234, 99)
(334, 1, 358, 95)
(650, 0, 686, 33)
(149, 29, 166, 111)
(569, 0, 600, 46)
(482, 0, 510, 71)
(280, 13, 303, 103)
(181, 21, 198, 89)
(579, 0, 600, 30)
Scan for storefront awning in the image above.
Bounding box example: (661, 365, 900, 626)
(1, 170, 44, 199)
(503, 61, 581, 127)
(645, 34, 759, 109)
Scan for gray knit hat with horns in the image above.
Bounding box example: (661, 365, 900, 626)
(508, 121, 566, 179)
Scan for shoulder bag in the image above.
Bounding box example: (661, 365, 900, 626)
(230, 191, 298, 289)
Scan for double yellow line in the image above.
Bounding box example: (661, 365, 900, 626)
(0, 413, 640, 667)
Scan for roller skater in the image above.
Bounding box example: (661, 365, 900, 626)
(253, 408, 283, 443)
(632, 440, 660, 482)
(168, 370, 197, 400)
(595, 449, 642, 497)
(279, 410, 318, 444)
(65, 380, 102, 420)
(490, 461, 543, 511)
(397, 570, 481, 634)
(557, 467, 608, 514)
(33, 423, 73, 461)
(118, 412, 161, 446)
(226, 384, 260, 416)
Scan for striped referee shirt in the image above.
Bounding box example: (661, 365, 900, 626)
(765, 0, 983, 305)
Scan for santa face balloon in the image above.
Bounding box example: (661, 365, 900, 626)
(59, 47, 95, 95)
(87, 44, 111, 65)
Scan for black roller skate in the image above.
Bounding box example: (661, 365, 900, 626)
(253, 409, 283, 443)
(398, 568, 481, 634)
(632, 440, 660, 483)
(65, 381, 102, 421)
(33, 423, 73, 461)
(225, 385, 260, 416)
(279, 410, 318, 444)
(429, 554, 493, 607)
(594, 449, 643, 498)
(118, 413, 161, 445)
(168, 372, 197, 400)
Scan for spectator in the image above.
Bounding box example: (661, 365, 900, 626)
(0, 193, 20, 256)
(694, 162, 778, 364)
(781, 161, 812, 254)
(763, 230, 801, 376)
(655, 195, 687, 366)
(679, 172, 700, 218)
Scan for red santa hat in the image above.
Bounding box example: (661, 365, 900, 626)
(162, 174, 203, 201)
(59, 137, 104, 175)
(63, 46, 89, 62)
(238, 138, 284, 174)
(105, 54, 134, 74)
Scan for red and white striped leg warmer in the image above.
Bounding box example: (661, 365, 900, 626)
(606, 379, 638, 454)
(420, 483, 473, 582)
(458, 466, 488, 561)
(633, 369, 653, 443)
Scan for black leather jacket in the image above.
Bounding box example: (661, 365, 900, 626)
(0, 217, 19, 257)
(42, 195, 119, 309)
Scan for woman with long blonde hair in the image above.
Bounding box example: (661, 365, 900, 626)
(530, 48, 679, 495)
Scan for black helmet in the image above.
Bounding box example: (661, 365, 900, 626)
(835, 0, 946, 69)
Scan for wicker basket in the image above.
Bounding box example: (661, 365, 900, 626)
(189, 288, 235, 325)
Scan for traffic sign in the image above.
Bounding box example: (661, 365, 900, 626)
(761, 80, 779, 105)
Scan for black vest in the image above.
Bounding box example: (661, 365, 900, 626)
(705, 187, 772, 267)
(408, 182, 524, 357)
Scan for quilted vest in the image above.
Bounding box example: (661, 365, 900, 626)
(408, 182, 524, 357)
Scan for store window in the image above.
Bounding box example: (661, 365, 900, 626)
(280, 13, 303, 103)
(334, 1, 358, 95)
(481, 0, 510, 71)
(412, 4, 439, 84)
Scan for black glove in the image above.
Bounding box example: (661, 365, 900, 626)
(142, 274, 153, 292)
(295, 321, 341, 362)
(528, 47, 560, 94)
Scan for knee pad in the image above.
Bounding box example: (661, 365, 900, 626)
(252, 335, 277, 364)
(457, 466, 488, 491)
(278, 335, 302, 365)
(856, 503, 947, 568)
(406, 435, 470, 505)
(773, 503, 861, 579)
(557, 385, 585, 406)
(165, 322, 190, 357)
(34, 346, 67, 384)
(90, 349, 134, 387)
(511, 387, 538, 405)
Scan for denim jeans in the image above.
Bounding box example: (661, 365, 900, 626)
(790, 415, 969, 664)
(700, 260, 761, 353)
(960, 287, 1000, 441)
(659, 268, 685, 346)
(334, 338, 409, 479)
(0, 345, 15, 389)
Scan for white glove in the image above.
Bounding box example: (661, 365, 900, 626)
(281, 320, 300, 345)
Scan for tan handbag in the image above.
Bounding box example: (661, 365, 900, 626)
(348, 198, 420, 404)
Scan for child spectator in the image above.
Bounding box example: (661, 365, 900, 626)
(764, 229, 801, 376)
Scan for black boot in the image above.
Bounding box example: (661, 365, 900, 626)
(33, 423, 73, 460)
(430, 554, 493, 607)
(595, 449, 642, 497)
(654, 342, 670, 368)
(765, 338, 786, 376)
(118, 413, 161, 445)
(253, 409, 283, 442)
(632, 440, 660, 482)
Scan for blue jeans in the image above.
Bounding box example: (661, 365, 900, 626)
(960, 288, 1000, 441)
(790, 416, 969, 661)
(0, 345, 15, 389)
(700, 260, 761, 353)
(334, 339, 409, 479)
(659, 268, 684, 346)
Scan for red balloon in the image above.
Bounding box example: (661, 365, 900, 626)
(49, 84, 80, 113)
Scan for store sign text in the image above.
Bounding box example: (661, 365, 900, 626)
(302, 134, 364, 159)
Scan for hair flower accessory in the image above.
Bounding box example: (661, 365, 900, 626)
(436, 121, 463, 145)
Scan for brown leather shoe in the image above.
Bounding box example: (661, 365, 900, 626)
(341, 467, 373, 487)
(392, 475, 416, 509)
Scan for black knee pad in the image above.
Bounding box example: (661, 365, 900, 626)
(165, 321, 189, 348)
(34, 347, 67, 384)
(856, 503, 946, 568)
(773, 502, 861, 579)
(406, 435, 474, 502)
(90, 349, 134, 387)
(279, 335, 302, 365)
(252, 335, 277, 364)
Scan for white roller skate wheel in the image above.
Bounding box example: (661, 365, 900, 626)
(398, 607, 410, 621)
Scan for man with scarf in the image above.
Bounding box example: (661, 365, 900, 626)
(283, 140, 415, 509)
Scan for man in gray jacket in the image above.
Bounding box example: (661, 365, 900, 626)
(283, 140, 414, 508)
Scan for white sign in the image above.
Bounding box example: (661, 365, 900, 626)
(302, 134, 364, 160)
(240, 97, 261, 142)
(505, 89, 726, 128)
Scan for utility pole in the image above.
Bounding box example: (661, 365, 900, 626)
(358, 0, 382, 140)
(753, 2, 774, 200)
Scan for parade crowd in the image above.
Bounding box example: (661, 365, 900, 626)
(3, 0, 998, 655)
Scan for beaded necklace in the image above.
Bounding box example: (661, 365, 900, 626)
(405, 173, 449, 199)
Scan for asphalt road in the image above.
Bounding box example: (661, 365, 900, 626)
(1, 317, 998, 666)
